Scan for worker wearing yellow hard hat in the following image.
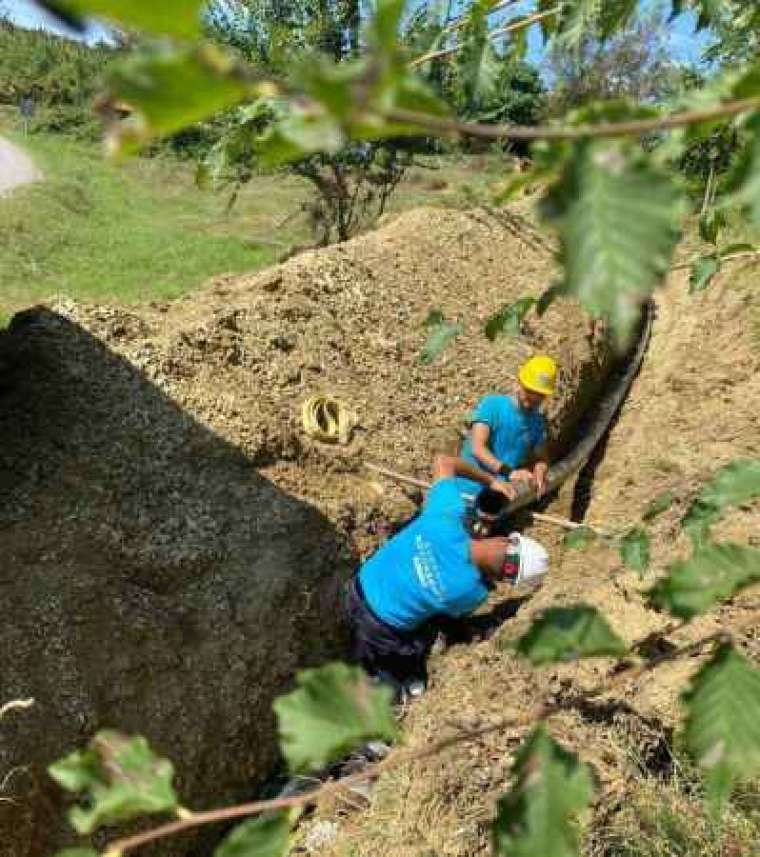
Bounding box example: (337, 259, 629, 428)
(459, 354, 558, 499)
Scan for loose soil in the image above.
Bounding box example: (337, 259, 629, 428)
(301, 251, 760, 857)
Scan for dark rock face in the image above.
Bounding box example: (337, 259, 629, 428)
(0, 310, 351, 857)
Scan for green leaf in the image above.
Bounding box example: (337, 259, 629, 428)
(562, 527, 596, 550)
(420, 320, 464, 365)
(681, 644, 760, 813)
(423, 309, 445, 328)
(48, 732, 178, 835)
(619, 528, 650, 573)
(648, 542, 760, 621)
(485, 298, 536, 341)
(45, 0, 203, 38)
(541, 141, 683, 348)
(642, 490, 675, 521)
(689, 255, 720, 293)
(511, 605, 628, 665)
(699, 208, 726, 245)
(368, 0, 406, 53)
(683, 459, 760, 544)
(214, 812, 293, 857)
(724, 115, 760, 222)
(106, 44, 251, 152)
(718, 242, 755, 258)
(493, 725, 594, 857)
(274, 662, 398, 773)
(256, 109, 344, 166)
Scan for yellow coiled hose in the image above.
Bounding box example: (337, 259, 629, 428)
(301, 394, 357, 445)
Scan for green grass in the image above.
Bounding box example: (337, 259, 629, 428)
(0, 124, 514, 322)
(0, 129, 311, 318)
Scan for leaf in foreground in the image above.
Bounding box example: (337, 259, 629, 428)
(642, 490, 675, 521)
(214, 811, 293, 857)
(681, 644, 760, 813)
(542, 140, 683, 348)
(485, 297, 536, 341)
(647, 542, 760, 621)
(689, 255, 720, 293)
(48, 732, 178, 834)
(54, 850, 100, 857)
(493, 725, 594, 857)
(562, 527, 596, 550)
(274, 662, 398, 773)
(45, 0, 203, 38)
(511, 605, 627, 666)
(619, 528, 650, 573)
(683, 459, 760, 545)
(106, 45, 252, 152)
(420, 319, 464, 364)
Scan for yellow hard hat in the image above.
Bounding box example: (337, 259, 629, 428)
(518, 355, 558, 396)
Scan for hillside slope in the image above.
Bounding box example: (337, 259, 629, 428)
(304, 256, 760, 857)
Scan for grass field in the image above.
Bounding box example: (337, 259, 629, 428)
(0, 122, 508, 324)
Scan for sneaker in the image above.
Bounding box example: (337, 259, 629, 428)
(402, 678, 426, 702)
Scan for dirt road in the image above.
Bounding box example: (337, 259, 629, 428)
(0, 136, 40, 195)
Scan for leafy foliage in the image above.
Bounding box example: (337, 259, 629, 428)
(541, 139, 683, 346)
(512, 605, 627, 665)
(485, 297, 536, 340)
(48, 731, 178, 834)
(619, 528, 650, 573)
(681, 644, 760, 812)
(562, 527, 596, 549)
(689, 254, 720, 293)
(642, 490, 675, 521)
(214, 811, 294, 857)
(493, 725, 594, 857)
(683, 459, 760, 546)
(648, 542, 760, 621)
(420, 316, 464, 364)
(273, 662, 398, 772)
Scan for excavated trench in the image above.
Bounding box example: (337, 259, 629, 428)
(0, 208, 652, 857)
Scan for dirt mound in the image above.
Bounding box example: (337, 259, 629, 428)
(0, 207, 611, 856)
(305, 259, 760, 856)
(64, 207, 609, 551)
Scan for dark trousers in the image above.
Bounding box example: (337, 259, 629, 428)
(343, 576, 436, 695)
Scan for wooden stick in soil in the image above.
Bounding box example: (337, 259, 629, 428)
(363, 462, 609, 535)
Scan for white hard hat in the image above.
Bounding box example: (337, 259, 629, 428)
(510, 532, 549, 587)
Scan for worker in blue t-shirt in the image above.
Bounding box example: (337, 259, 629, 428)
(459, 354, 558, 501)
(343, 454, 549, 702)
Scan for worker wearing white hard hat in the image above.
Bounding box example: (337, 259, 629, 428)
(343, 454, 550, 703)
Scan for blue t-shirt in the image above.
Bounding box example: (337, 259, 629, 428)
(358, 480, 488, 632)
(457, 394, 546, 497)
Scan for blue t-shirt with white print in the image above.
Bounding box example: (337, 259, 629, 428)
(358, 479, 488, 632)
(457, 394, 546, 498)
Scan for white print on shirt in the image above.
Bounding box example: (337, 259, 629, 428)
(412, 534, 447, 602)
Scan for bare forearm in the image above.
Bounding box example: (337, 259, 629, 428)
(471, 443, 502, 474)
(434, 454, 497, 487)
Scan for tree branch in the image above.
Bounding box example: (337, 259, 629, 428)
(383, 98, 760, 142)
(103, 609, 760, 856)
(409, 7, 560, 68)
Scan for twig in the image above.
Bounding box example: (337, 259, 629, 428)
(383, 98, 760, 142)
(364, 462, 431, 490)
(531, 512, 610, 538)
(671, 249, 760, 273)
(103, 612, 760, 856)
(409, 7, 560, 67)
